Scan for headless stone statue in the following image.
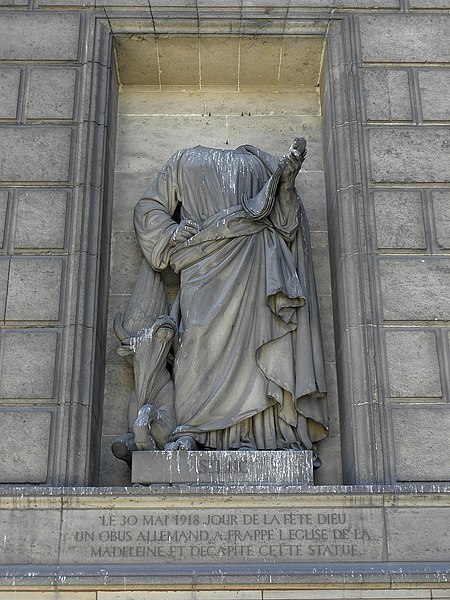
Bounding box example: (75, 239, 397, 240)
(112, 138, 328, 468)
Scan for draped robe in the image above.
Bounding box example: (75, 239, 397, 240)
(134, 145, 328, 452)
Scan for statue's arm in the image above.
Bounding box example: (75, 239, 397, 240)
(269, 139, 307, 242)
(134, 155, 200, 271)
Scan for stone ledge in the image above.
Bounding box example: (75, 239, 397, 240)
(1, 562, 450, 589)
(1, 483, 450, 496)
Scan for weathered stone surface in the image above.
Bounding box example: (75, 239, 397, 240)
(60, 502, 383, 564)
(312, 246, 332, 295)
(102, 362, 134, 435)
(132, 450, 314, 485)
(0, 13, 80, 61)
(363, 69, 412, 122)
(38, 0, 94, 5)
(228, 116, 324, 171)
(0, 127, 72, 182)
(0, 410, 51, 482)
(239, 37, 283, 89)
(119, 89, 205, 116)
(0, 330, 57, 398)
(159, 36, 201, 88)
(0, 189, 7, 248)
(109, 230, 141, 295)
(368, 127, 450, 183)
(15, 189, 68, 249)
(0, 0, 28, 5)
(0, 258, 9, 320)
(419, 70, 450, 121)
(205, 90, 320, 117)
(0, 67, 20, 119)
(27, 67, 77, 120)
(386, 508, 450, 560)
(318, 295, 336, 363)
(0, 503, 61, 563)
(1, 594, 95, 600)
(6, 257, 63, 321)
(373, 190, 425, 249)
(392, 407, 450, 481)
(297, 171, 327, 233)
(100, 435, 131, 486)
(264, 594, 433, 600)
(112, 172, 154, 233)
(313, 435, 342, 487)
(385, 330, 442, 398)
(115, 115, 227, 172)
(2, 487, 450, 582)
(115, 34, 323, 89)
(201, 37, 238, 88)
(432, 190, 450, 249)
(99, 593, 259, 600)
(379, 257, 450, 321)
(408, 0, 450, 10)
(278, 37, 324, 90)
(114, 36, 160, 87)
(360, 15, 450, 63)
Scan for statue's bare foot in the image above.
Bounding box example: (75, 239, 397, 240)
(165, 436, 198, 451)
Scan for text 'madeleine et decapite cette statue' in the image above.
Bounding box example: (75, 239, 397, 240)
(112, 137, 328, 469)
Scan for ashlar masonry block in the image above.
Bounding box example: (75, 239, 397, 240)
(0, 67, 21, 120)
(0, 13, 80, 61)
(391, 407, 450, 481)
(239, 37, 282, 89)
(432, 190, 450, 249)
(6, 257, 64, 322)
(373, 190, 425, 249)
(0, 329, 57, 398)
(27, 67, 77, 121)
(200, 37, 239, 88)
(379, 257, 450, 321)
(368, 127, 450, 183)
(360, 15, 450, 63)
(0, 127, 72, 183)
(115, 115, 228, 173)
(0, 258, 9, 320)
(363, 69, 412, 122)
(15, 189, 68, 249)
(0, 409, 52, 483)
(0, 189, 8, 248)
(385, 329, 442, 398)
(419, 70, 450, 121)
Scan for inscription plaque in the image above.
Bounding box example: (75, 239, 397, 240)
(3, 487, 450, 586)
(62, 507, 384, 564)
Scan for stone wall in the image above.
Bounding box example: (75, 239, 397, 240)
(321, 13, 450, 484)
(359, 15, 450, 483)
(0, 0, 449, 490)
(0, 12, 114, 485)
(0, 0, 450, 595)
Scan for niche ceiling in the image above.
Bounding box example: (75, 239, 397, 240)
(114, 35, 324, 90)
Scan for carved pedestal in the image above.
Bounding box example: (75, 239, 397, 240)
(131, 450, 314, 486)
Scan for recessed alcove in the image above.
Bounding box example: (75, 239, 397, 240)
(100, 33, 342, 485)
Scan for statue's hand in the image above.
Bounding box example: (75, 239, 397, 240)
(170, 219, 201, 246)
(279, 137, 307, 190)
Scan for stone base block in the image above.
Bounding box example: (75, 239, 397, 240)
(131, 449, 314, 486)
